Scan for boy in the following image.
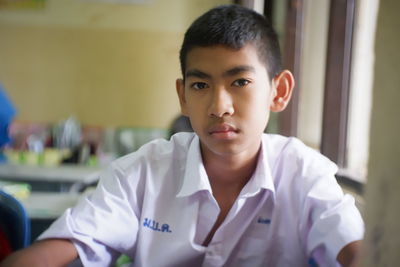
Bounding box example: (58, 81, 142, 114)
(1, 5, 363, 267)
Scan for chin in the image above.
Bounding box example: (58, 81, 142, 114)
(203, 139, 246, 156)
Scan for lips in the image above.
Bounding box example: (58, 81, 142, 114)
(208, 123, 239, 139)
(208, 123, 238, 133)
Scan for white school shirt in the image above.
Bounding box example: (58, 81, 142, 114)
(39, 133, 364, 267)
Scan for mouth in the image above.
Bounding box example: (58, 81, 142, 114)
(208, 123, 239, 139)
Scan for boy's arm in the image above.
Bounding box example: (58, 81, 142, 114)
(0, 238, 78, 267)
(336, 240, 362, 267)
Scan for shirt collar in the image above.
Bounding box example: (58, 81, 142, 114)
(176, 134, 276, 200)
(176, 135, 211, 197)
(239, 136, 276, 200)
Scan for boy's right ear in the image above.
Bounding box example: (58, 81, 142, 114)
(176, 79, 189, 116)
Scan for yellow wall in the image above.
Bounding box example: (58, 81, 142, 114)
(0, 0, 230, 128)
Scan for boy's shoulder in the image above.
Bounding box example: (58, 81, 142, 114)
(263, 133, 338, 178)
(263, 133, 325, 159)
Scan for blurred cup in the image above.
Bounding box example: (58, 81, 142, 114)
(42, 148, 63, 166)
(24, 151, 39, 166)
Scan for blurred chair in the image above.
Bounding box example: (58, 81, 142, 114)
(0, 190, 30, 252)
(169, 115, 193, 138)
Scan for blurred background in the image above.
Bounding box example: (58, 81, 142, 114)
(0, 0, 230, 167)
(0, 0, 398, 265)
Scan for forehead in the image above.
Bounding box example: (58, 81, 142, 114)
(185, 44, 269, 77)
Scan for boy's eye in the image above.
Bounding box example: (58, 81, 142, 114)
(232, 79, 250, 87)
(191, 82, 208, 90)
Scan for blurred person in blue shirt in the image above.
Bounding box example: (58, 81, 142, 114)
(0, 84, 17, 162)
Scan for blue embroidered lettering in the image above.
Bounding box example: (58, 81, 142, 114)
(143, 218, 151, 227)
(154, 222, 161, 231)
(143, 218, 172, 233)
(257, 217, 271, 224)
(161, 224, 172, 233)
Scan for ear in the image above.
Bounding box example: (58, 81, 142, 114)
(270, 70, 295, 112)
(176, 78, 189, 116)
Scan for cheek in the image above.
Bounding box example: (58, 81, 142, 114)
(185, 101, 204, 124)
(186, 100, 204, 115)
(237, 93, 269, 114)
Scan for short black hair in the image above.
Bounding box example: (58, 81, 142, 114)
(179, 4, 282, 80)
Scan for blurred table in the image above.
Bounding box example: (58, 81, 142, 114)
(0, 164, 101, 240)
(21, 192, 81, 219)
(20, 192, 84, 242)
(0, 164, 101, 192)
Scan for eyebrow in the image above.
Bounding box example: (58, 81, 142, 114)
(185, 65, 256, 80)
(223, 65, 256, 77)
(185, 69, 211, 79)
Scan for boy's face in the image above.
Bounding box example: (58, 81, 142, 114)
(176, 44, 285, 159)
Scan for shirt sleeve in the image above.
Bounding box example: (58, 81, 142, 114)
(38, 163, 141, 267)
(300, 169, 364, 267)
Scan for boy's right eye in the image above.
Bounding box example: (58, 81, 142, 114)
(190, 82, 208, 90)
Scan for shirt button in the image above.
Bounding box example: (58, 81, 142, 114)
(206, 249, 217, 258)
(206, 243, 222, 257)
(213, 243, 222, 253)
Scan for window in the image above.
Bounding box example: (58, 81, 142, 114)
(267, 0, 378, 188)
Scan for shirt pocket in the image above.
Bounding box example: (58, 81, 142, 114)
(238, 236, 302, 267)
(236, 237, 268, 266)
(238, 236, 267, 257)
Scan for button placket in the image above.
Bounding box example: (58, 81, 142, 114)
(194, 192, 220, 245)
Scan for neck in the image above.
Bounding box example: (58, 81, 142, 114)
(201, 143, 261, 190)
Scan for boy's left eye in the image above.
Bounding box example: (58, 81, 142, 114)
(232, 79, 250, 87)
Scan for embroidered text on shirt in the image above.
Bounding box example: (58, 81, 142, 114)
(143, 218, 172, 233)
(257, 217, 271, 224)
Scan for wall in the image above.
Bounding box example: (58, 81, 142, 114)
(362, 0, 400, 265)
(0, 0, 230, 128)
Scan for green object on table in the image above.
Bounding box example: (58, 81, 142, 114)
(115, 254, 132, 267)
(0, 181, 31, 200)
(87, 155, 97, 166)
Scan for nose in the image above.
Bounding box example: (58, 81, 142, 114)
(208, 86, 234, 118)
